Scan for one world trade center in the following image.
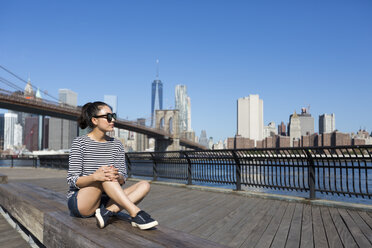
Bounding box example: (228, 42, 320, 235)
(151, 60, 163, 127)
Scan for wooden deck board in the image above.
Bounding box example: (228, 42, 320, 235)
(285, 203, 304, 248)
(254, 201, 288, 248)
(227, 199, 277, 247)
(0, 213, 30, 248)
(338, 208, 371, 247)
(0, 168, 371, 248)
(300, 204, 313, 248)
(347, 210, 372, 244)
(320, 207, 343, 248)
(270, 203, 296, 248)
(312, 206, 329, 248)
(239, 200, 284, 248)
(191, 196, 257, 239)
(359, 211, 372, 229)
(329, 207, 358, 247)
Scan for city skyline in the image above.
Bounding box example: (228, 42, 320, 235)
(1, 1, 371, 142)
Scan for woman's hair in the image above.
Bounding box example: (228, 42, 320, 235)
(78, 101, 112, 129)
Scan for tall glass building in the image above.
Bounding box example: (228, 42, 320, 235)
(175, 85, 191, 132)
(151, 79, 163, 127)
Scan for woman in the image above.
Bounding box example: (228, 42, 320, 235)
(67, 101, 158, 230)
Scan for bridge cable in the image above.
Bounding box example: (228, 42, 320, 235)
(0, 65, 60, 102)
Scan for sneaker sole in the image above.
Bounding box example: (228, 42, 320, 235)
(131, 220, 159, 230)
(95, 208, 105, 228)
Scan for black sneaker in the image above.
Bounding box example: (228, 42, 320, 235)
(95, 205, 113, 228)
(131, 210, 158, 230)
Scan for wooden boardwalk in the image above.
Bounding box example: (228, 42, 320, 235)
(1, 167, 372, 248)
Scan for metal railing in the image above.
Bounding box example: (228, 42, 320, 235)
(126, 146, 372, 199)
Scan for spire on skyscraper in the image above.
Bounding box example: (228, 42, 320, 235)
(156, 59, 159, 79)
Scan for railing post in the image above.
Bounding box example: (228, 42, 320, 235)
(306, 149, 316, 199)
(183, 152, 192, 185)
(125, 154, 132, 178)
(232, 150, 241, 191)
(150, 153, 158, 181)
(11, 156, 14, 168)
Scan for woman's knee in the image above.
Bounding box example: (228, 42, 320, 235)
(139, 180, 151, 193)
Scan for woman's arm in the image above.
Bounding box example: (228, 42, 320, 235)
(76, 166, 114, 188)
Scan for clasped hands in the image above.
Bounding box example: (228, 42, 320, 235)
(93, 165, 120, 182)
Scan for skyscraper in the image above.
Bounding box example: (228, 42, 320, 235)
(237, 94, 264, 143)
(289, 112, 301, 147)
(151, 60, 163, 127)
(0, 114, 4, 150)
(59, 89, 78, 106)
(4, 113, 18, 150)
(319, 113, 335, 134)
(175, 85, 192, 132)
(297, 107, 314, 136)
(49, 89, 78, 150)
(104, 95, 118, 114)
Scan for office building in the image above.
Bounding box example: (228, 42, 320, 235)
(289, 112, 301, 147)
(199, 130, 209, 148)
(175, 85, 192, 132)
(24, 116, 39, 151)
(104, 95, 118, 114)
(49, 89, 78, 150)
(237, 94, 263, 143)
(263, 122, 277, 138)
(319, 113, 335, 134)
(4, 113, 18, 150)
(297, 107, 314, 136)
(0, 114, 4, 150)
(151, 60, 163, 127)
(59, 89, 78, 107)
(278, 122, 286, 136)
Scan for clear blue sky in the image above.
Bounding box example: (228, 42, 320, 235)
(1, 0, 371, 142)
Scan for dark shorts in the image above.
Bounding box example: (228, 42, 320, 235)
(67, 191, 111, 218)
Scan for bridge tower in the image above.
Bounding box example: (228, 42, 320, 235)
(155, 110, 180, 151)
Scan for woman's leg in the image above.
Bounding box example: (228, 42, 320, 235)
(104, 181, 151, 216)
(76, 181, 104, 216)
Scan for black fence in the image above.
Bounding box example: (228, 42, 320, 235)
(126, 146, 372, 200)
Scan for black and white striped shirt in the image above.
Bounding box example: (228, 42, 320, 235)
(67, 134, 127, 199)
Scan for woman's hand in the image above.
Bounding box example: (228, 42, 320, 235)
(93, 166, 118, 182)
(106, 165, 119, 182)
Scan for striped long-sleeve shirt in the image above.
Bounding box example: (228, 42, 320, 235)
(67, 134, 127, 199)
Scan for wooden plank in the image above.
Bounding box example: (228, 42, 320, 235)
(0, 173, 7, 184)
(209, 198, 265, 246)
(270, 202, 296, 248)
(226, 199, 277, 247)
(329, 207, 358, 247)
(175, 194, 239, 233)
(240, 200, 285, 248)
(312, 206, 328, 248)
(190, 195, 255, 238)
(320, 207, 343, 248)
(347, 210, 372, 244)
(338, 209, 371, 247)
(285, 203, 304, 248)
(300, 204, 313, 248)
(44, 211, 158, 248)
(178, 194, 241, 232)
(254, 201, 288, 248)
(0, 214, 30, 248)
(359, 211, 372, 229)
(44, 210, 225, 248)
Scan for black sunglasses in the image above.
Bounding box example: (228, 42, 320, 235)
(93, 113, 117, 123)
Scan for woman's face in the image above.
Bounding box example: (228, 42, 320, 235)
(92, 105, 115, 132)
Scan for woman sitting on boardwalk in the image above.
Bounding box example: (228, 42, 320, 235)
(67, 101, 158, 230)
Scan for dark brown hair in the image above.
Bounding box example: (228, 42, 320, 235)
(78, 101, 112, 129)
